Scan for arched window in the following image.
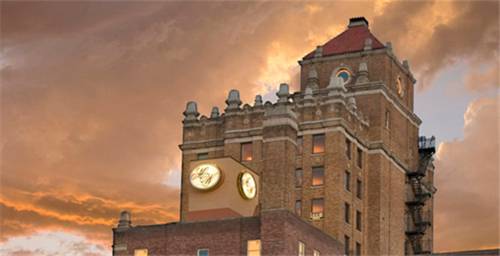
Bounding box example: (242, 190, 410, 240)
(396, 76, 404, 97)
(336, 69, 352, 84)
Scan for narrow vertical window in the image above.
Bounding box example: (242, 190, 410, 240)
(311, 198, 324, 219)
(247, 240, 261, 256)
(295, 169, 303, 187)
(345, 138, 351, 159)
(356, 179, 362, 199)
(357, 148, 363, 169)
(344, 236, 350, 256)
(197, 153, 208, 160)
(344, 202, 350, 223)
(295, 200, 302, 216)
(241, 142, 253, 161)
(297, 136, 303, 155)
(355, 242, 361, 256)
(312, 134, 325, 154)
(312, 166, 324, 186)
(197, 249, 209, 256)
(313, 250, 320, 256)
(385, 110, 391, 129)
(356, 210, 362, 231)
(298, 241, 305, 256)
(344, 171, 351, 191)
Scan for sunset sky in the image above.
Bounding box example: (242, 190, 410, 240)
(1, 1, 498, 255)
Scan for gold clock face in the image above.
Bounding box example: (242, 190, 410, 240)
(238, 172, 256, 199)
(189, 164, 221, 191)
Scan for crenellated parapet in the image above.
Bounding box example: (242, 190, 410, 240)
(180, 76, 371, 152)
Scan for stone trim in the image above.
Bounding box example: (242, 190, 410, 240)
(263, 137, 297, 146)
(224, 136, 263, 144)
(263, 117, 298, 130)
(182, 146, 225, 154)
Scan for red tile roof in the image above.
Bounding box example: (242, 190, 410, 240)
(303, 24, 385, 59)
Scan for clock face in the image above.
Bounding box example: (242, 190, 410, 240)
(189, 164, 221, 191)
(238, 172, 256, 199)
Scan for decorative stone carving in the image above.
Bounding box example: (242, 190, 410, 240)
(364, 38, 372, 51)
(356, 62, 369, 84)
(276, 83, 290, 103)
(314, 45, 323, 58)
(254, 95, 263, 107)
(347, 96, 357, 112)
(117, 211, 131, 230)
(183, 101, 199, 121)
(402, 60, 410, 70)
(210, 107, 220, 118)
(386, 41, 393, 54)
(304, 86, 313, 100)
(225, 89, 242, 110)
(307, 68, 319, 89)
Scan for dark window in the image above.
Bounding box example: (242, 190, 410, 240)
(295, 200, 302, 216)
(312, 134, 325, 154)
(346, 139, 351, 159)
(297, 136, 303, 155)
(311, 198, 324, 218)
(241, 143, 253, 161)
(356, 210, 362, 231)
(197, 153, 208, 160)
(344, 236, 350, 256)
(344, 171, 351, 191)
(344, 202, 350, 223)
(356, 179, 362, 199)
(295, 169, 303, 187)
(357, 148, 363, 168)
(197, 249, 209, 256)
(355, 242, 361, 256)
(312, 166, 324, 186)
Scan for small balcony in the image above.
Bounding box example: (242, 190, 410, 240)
(406, 210, 432, 236)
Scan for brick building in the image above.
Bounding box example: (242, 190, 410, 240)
(113, 17, 437, 256)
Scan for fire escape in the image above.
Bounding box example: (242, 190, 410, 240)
(406, 136, 435, 255)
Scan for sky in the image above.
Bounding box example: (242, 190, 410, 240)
(0, 1, 498, 255)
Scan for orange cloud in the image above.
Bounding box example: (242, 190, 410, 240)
(433, 96, 499, 251)
(0, 1, 498, 254)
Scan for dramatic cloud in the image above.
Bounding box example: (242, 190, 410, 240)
(1, 1, 498, 254)
(434, 96, 499, 251)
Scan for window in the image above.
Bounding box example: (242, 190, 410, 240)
(297, 136, 303, 155)
(346, 139, 351, 159)
(134, 249, 148, 256)
(355, 242, 361, 256)
(336, 69, 352, 84)
(313, 250, 320, 256)
(312, 134, 325, 154)
(356, 210, 362, 231)
(197, 153, 208, 160)
(344, 171, 351, 191)
(197, 249, 209, 256)
(344, 236, 350, 256)
(295, 169, 303, 187)
(295, 200, 302, 216)
(344, 202, 350, 223)
(385, 110, 391, 129)
(247, 240, 261, 256)
(396, 76, 404, 97)
(298, 241, 305, 256)
(312, 166, 324, 186)
(311, 198, 324, 219)
(241, 142, 253, 161)
(356, 179, 362, 199)
(357, 148, 363, 169)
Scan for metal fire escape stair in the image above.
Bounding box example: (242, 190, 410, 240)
(406, 136, 435, 255)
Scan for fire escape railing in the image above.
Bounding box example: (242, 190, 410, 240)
(406, 136, 435, 255)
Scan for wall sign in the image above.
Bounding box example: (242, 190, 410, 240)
(238, 172, 256, 199)
(189, 164, 222, 191)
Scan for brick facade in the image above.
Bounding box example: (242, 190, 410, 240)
(113, 210, 342, 255)
(113, 17, 436, 256)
